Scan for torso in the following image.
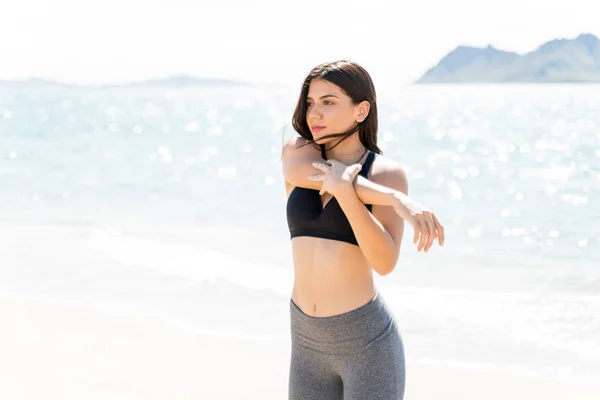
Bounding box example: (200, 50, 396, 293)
(287, 232, 376, 318)
(285, 152, 376, 318)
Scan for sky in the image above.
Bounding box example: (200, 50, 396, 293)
(1, 0, 599, 86)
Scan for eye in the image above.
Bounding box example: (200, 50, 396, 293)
(324, 100, 333, 105)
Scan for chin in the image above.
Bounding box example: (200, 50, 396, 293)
(312, 134, 336, 144)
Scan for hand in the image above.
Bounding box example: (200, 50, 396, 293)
(308, 160, 362, 196)
(391, 194, 445, 252)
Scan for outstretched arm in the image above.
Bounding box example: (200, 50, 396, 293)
(281, 136, 445, 251)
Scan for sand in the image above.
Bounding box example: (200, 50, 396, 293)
(1, 294, 598, 399)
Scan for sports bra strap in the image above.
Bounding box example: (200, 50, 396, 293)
(359, 151, 375, 177)
(319, 145, 375, 177)
(320, 144, 327, 159)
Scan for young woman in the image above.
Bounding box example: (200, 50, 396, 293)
(282, 59, 444, 399)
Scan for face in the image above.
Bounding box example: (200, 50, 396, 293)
(305, 79, 369, 143)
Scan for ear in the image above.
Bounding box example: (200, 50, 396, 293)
(355, 100, 371, 123)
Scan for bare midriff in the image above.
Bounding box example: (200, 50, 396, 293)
(290, 236, 375, 318)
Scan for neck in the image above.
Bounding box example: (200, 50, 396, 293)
(323, 134, 368, 164)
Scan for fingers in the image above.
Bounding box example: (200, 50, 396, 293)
(349, 164, 362, 180)
(413, 219, 421, 245)
(417, 217, 428, 252)
(423, 212, 436, 252)
(414, 211, 444, 253)
(432, 214, 445, 246)
(312, 162, 330, 172)
(307, 173, 327, 194)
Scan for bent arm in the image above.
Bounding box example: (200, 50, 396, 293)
(281, 137, 398, 207)
(336, 167, 407, 276)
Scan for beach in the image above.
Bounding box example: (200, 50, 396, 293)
(2, 294, 599, 400)
(2, 83, 600, 398)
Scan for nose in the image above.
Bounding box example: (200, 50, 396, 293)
(307, 104, 322, 122)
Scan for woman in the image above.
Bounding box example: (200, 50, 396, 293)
(282, 59, 444, 399)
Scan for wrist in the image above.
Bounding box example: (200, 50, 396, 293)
(385, 191, 400, 207)
(393, 191, 409, 204)
(336, 182, 357, 200)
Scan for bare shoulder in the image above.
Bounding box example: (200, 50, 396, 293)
(281, 135, 314, 159)
(369, 154, 408, 194)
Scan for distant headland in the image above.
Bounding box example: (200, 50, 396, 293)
(415, 33, 600, 83)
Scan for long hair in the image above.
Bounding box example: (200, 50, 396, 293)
(291, 59, 382, 154)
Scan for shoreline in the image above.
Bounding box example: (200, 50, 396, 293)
(1, 294, 599, 399)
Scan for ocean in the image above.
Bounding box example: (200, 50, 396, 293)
(1, 82, 599, 381)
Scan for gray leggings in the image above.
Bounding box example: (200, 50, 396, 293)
(289, 292, 405, 400)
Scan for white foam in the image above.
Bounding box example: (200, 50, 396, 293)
(378, 281, 600, 362)
(85, 228, 294, 297)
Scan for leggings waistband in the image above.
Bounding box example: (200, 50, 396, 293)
(289, 292, 397, 355)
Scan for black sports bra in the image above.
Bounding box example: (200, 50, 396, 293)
(285, 149, 376, 246)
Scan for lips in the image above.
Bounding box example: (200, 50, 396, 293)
(311, 125, 326, 133)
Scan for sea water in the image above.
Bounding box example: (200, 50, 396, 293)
(1, 82, 599, 381)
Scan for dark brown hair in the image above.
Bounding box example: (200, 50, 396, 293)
(291, 59, 382, 154)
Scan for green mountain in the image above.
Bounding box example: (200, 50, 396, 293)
(415, 33, 600, 83)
